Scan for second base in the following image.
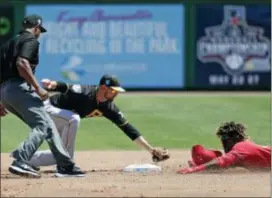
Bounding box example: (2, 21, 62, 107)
(123, 163, 162, 173)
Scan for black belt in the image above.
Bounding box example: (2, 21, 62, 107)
(1, 78, 22, 84)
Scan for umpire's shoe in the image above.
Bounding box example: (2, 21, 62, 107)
(9, 160, 41, 178)
(55, 165, 86, 178)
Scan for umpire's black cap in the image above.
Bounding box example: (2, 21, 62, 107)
(99, 74, 126, 92)
(23, 14, 47, 33)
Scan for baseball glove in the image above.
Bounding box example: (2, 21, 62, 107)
(152, 148, 170, 162)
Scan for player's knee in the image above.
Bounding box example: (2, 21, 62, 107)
(70, 114, 81, 128)
(31, 119, 55, 139)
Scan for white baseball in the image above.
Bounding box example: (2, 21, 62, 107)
(225, 54, 244, 70)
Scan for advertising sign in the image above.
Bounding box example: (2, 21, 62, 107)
(0, 5, 14, 46)
(26, 5, 185, 88)
(195, 5, 271, 89)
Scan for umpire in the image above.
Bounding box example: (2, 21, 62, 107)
(0, 14, 85, 178)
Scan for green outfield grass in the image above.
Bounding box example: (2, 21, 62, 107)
(1, 94, 270, 152)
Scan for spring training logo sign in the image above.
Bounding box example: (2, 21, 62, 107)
(197, 5, 270, 76)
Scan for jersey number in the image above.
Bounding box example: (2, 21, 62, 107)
(86, 109, 103, 117)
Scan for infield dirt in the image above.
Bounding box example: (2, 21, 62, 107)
(1, 150, 270, 197)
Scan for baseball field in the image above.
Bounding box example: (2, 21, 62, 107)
(1, 92, 270, 197)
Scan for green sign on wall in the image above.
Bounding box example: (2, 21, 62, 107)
(0, 4, 14, 45)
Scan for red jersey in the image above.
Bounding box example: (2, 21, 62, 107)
(216, 140, 271, 169)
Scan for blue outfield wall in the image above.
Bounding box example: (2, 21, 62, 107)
(1, 0, 271, 91)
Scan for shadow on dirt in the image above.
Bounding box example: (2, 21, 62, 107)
(1, 168, 123, 180)
(1, 173, 41, 180)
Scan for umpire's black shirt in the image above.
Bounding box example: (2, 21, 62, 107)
(49, 82, 141, 140)
(0, 31, 39, 84)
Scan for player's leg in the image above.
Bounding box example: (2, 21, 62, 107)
(44, 100, 80, 159)
(1, 81, 80, 177)
(28, 100, 80, 167)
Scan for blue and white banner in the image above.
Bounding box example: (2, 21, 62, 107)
(26, 5, 185, 88)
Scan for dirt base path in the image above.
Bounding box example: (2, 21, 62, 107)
(1, 150, 270, 197)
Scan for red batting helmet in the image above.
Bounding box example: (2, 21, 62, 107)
(191, 144, 223, 166)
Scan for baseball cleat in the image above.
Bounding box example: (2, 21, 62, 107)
(55, 165, 86, 178)
(30, 164, 40, 172)
(9, 160, 41, 178)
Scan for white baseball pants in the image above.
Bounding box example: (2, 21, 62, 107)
(28, 100, 80, 167)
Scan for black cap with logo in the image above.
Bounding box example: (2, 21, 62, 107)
(99, 74, 126, 92)
(22, 14, 47, 33)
